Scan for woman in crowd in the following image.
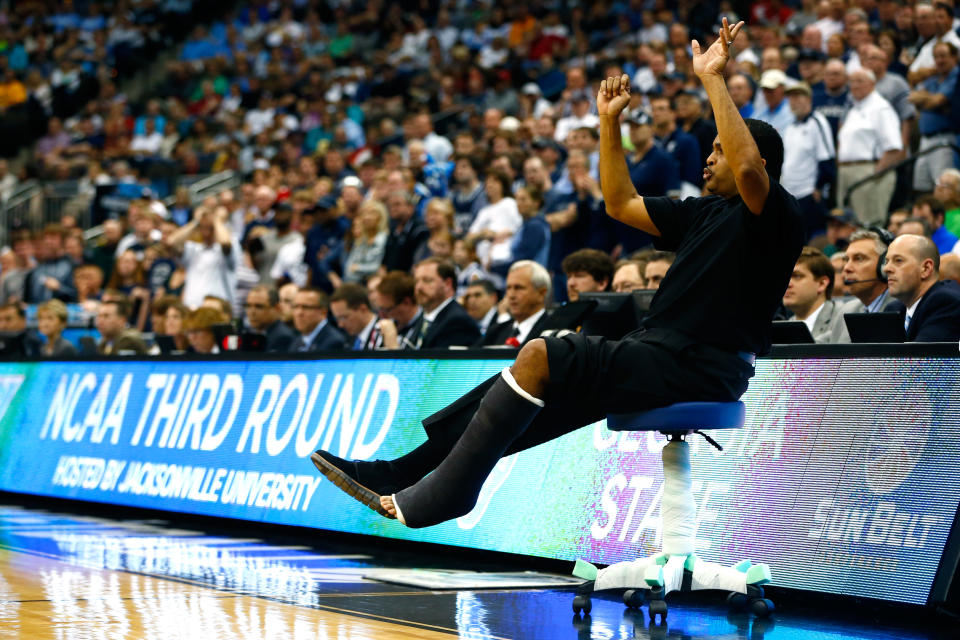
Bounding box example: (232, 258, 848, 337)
(184, 307, 226, 354)
(342, 199, 388, 283)
(107, 249, 151, 330)
(37, 299, 77, 357)
(466, 170, 521, 268)
(162, 298, 191, 352)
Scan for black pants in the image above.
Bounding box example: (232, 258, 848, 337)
(421, 329, 755, 455)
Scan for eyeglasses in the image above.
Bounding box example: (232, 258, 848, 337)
(243, 303, 270, 309)
(292, 304, 322, 311)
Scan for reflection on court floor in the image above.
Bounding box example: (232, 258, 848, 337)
(0, 504, 952, 640)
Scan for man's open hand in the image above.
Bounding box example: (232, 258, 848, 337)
(692, 17, 745, 79)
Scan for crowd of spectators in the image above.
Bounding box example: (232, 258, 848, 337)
(2, 0, 960, 356)
(0, 0, 215, 165)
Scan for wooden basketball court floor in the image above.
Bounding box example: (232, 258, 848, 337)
(0, 502, 954, 640)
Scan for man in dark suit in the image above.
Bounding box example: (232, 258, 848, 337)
(95, 298, 148, 355)
(884, 234, 960, 342)
(244, 285, 298, 352)
(481, 261, 551, 347)
(412, 257, 480, 348)
(329, 283, 384, 350)
(289, 287, 348, 352)
(382, 190, 429, 273)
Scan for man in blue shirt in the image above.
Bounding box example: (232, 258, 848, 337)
(754, 69, 796, 135)
(912, 195, 959, 255)
(910, 42, 959, 193)
(623, 110, 680, 253)
(650, 94, 702, 192)
(813, 59, 850, 139)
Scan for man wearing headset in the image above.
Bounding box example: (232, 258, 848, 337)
(827, 228, 900, 343)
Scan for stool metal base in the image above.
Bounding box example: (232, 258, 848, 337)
(573, 555, 773, 621)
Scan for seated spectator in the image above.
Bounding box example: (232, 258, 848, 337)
(414, 198, 456, 264)
(934, 169, 960, 237)
(884, 235, 960, 342)
(450, 155, 488, 234)
(278, 283, 298, 326)
(644, 251, 675, 290)
(912, 196, 960, 255)
(0, 302, 42, 356)
(490, 185, 551, 278)
(251, 202, 302, 284)
(375, 271, 422, 349)
(466, 171, 521, 268)
(453, 237, 503, 297)
(185, 307, 226, 354)
(23, 225, 75, 303)
(243, 285, 298, 352)
(382, 190, 429, 273)
(343, 200, 389, 283)
(107, 249, 150, 330)
(411, 257, 480, 348)
(612, 260, 647, 292)
(329, 283, 384, 350)
(562, 248, 614, 302)
(202, 295, 233, 320)
(0, 246, 29, 304)
(782, 247, 846, 343)
(462, 279, 502, 336)
(897, 217, 932, 238)
(161, 298, 191, 352)
(481, 261, 551, 347)
(37, 299, 77, 357)
(940, 254, 960, 284)
(290, 287, 347, 352)
(95, 297, 147, 355)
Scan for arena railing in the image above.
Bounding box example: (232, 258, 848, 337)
(843, 142, 960, 211)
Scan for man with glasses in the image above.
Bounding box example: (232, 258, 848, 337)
(375, 271, 423, 349)
(289, 287, 347, 352)
(243, 285, 298, 352)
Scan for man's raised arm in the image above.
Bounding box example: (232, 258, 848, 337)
(692, 19, 770, 215)
(598, 75, 660, 236)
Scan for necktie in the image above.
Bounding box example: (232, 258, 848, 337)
(415, 317, 431, 349)
(511, 324, 521, 337)
(353, 336, 363, 350)
(904, 313, 911, 332)
(300, 337, 310, 352)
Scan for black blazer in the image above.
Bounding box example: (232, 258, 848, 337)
(421, 300, 481, 348)
(479, 311, 551, 347)
(897, 280, 960, 342)
(292, 322, 348, 352)
(265, 319, 298, 352)
(383, 218, 430, 273)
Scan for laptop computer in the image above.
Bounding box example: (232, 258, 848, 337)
(844, 312, 905, 343)
(769, 321, 815, 344)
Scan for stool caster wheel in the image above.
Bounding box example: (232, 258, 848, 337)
(572, 594, 592, 615)
(648, 599, 667, 622)
(727, 592, 749, 611)
(751, 598, 775, 618)
(623, 589, 646, 609)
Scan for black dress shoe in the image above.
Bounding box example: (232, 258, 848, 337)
(310, 450, 405, 518)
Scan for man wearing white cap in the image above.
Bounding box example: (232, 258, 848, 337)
(754, 69, 796, 135)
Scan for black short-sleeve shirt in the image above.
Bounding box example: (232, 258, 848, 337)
(642, 181, 805, 355)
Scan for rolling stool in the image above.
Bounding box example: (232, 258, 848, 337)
(571, 401, 774, 622)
